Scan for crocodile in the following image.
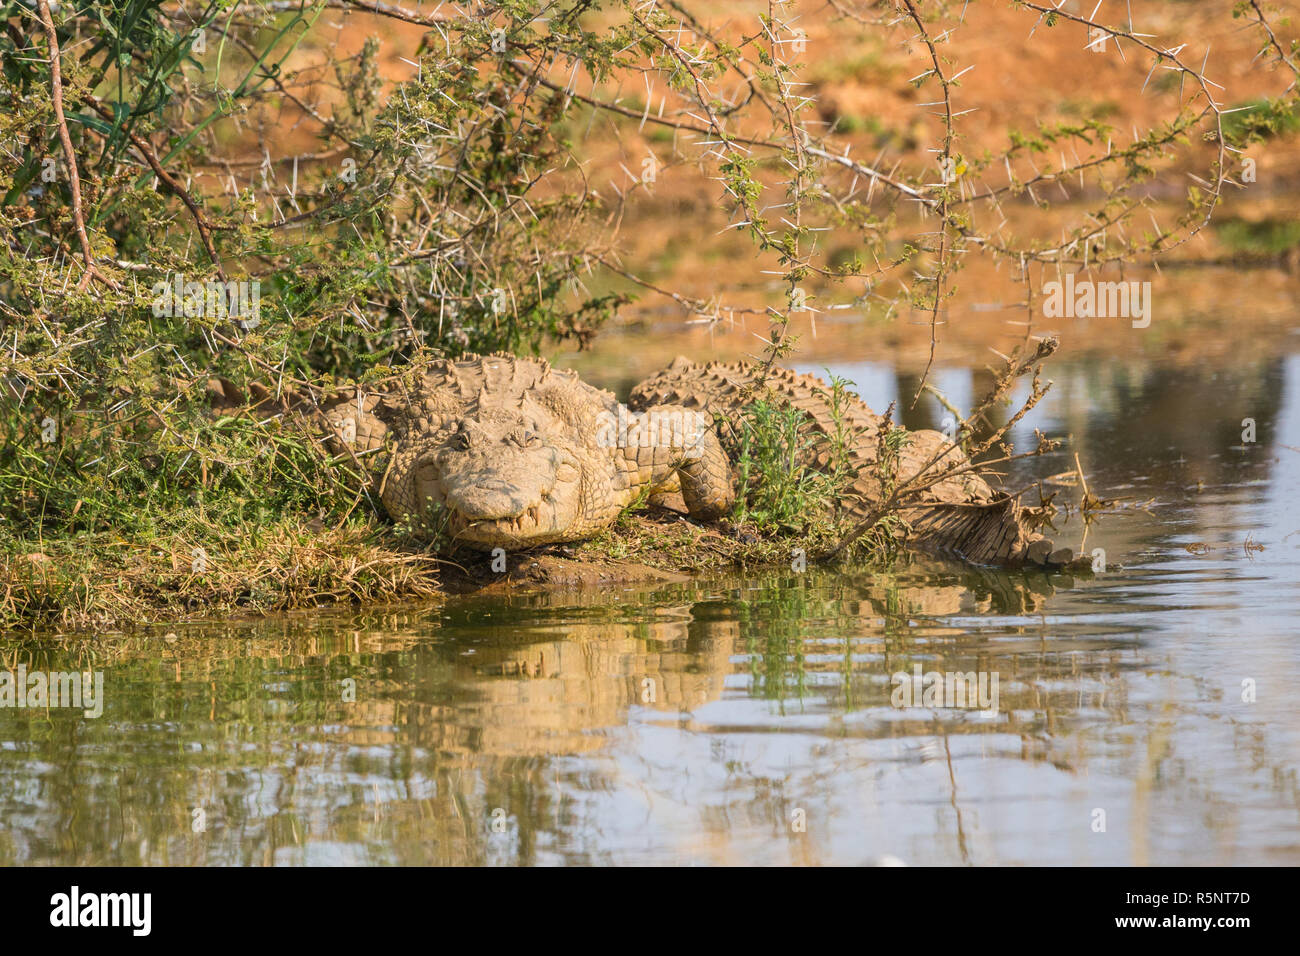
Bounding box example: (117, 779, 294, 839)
(322, 351, 1073, 567)
(630, 356, 1073, 567)
(323, 352, 733, 550)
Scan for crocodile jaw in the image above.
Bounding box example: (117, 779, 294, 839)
(449, 500, 578, 549)
(437, 451, 585, 550)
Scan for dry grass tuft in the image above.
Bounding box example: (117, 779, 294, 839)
(0, 519, 440, 632)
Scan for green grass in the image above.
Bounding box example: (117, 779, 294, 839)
(722, 373, 905, 562)
(1220, 97, 1300, 146)
(1214, 217, 1300, 256)
(731, 399, 838, 531)
(0, 516, 440, 632)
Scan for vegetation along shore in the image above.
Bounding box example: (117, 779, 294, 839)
(3, 1, 1298, 630)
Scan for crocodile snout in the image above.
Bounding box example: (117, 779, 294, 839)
(445, 478, 544, 521)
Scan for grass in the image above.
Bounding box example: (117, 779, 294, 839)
(0, 375, 441, 631)
(0, 516, 440, 632)
(731, 399, 839, 532)
(574, 510, 845, 574)
(726, 371, 903, 549)
(1214, 216, 1300, 258)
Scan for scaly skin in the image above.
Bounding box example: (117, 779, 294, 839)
(323, 352, 1073, 567)
(629, 357, 1075, 568)
(323, 353, 733, 549)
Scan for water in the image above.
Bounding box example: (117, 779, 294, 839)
(2, 350, 1298, 865)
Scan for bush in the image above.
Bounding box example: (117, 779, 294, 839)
(0, 1, 623, 549)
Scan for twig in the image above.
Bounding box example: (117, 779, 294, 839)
(37, 0, 115, 293)
(86, 99, 227, 281)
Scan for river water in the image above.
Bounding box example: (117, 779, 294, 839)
(1, 348, 1298, 865)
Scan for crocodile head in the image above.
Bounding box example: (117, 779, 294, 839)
(396, 411, 592, 549)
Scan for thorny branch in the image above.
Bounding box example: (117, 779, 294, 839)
(36, 0, 115, 293)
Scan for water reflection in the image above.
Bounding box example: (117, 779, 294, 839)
(1, 352, 1298, 865)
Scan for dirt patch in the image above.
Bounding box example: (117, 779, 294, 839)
(432, 509, 816, 596)
(442, 553, 689, 595)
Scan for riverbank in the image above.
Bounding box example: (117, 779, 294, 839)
(6, 292, 1290, 634)
(0, 507, 863, 632)
(0, 517, 440, 632)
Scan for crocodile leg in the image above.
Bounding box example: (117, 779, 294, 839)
(616, 403, 735, 522)
(674, 425, 733, 521)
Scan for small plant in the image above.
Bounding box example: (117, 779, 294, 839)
(731, 400, 837, 532)
(729, 374, 863, 537)
(818, 373, 863, 495)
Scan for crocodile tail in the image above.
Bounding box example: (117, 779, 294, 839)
(904, 495, 1075, 568)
